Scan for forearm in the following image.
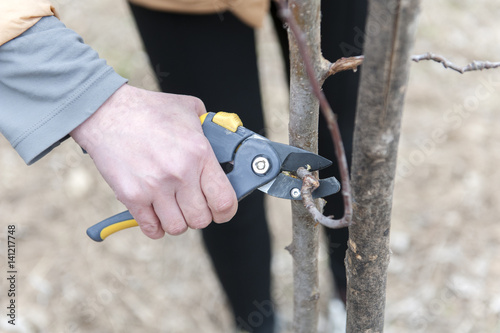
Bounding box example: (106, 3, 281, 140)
(0, 16, 127, 164)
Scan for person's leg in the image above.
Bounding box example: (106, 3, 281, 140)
(271, 0, 368, 302)
(129, 4, 274, 332)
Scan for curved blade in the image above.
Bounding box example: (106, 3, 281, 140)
(259, 173, 340, 200)
(267, 141, 332, 171)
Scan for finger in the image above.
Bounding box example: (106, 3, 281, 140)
(129, 205, 165, 240)
(200, 156, 238, 223)
(175, 180, 213, 230)
(153, 194, 189, 236)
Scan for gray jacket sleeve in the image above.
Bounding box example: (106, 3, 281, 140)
(0, 16, 127, 165)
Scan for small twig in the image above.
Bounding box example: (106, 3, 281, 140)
(412, 52, 500, 74)
(276, 0, 353, 227)
(323, 55, 365, 81)
(297, 167, 350, 229)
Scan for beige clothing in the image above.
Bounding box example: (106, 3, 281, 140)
(0, 0, 57, 46)
(0, 0, 267, 47)
(129, 0, 268, 28)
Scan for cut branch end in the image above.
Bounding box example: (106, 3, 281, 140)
(323, 55, 365, 80)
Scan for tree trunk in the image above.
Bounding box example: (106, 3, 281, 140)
(346, 0, 421, 331)
(286, 0, 323, 332)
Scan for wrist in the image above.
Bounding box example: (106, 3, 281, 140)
(70, 83, 129, 152)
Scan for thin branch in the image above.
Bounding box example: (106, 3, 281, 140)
(297, 167, 350, 229)
(322, 55, 365, 81)
(412, 52, 500, 74)
(276, 0, 353, 226)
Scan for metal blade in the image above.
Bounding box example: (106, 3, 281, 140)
(267, 141, 332, 171)
(258, 173, 340, 200)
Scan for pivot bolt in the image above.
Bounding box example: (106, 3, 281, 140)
(252, 156, 270, 175)
(290, 188, 301, 199)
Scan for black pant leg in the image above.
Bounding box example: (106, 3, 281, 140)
(129, 5, 274, 332)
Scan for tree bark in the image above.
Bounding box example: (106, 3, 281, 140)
(286, 0, 323, 332)
(346, 0, 421, 332)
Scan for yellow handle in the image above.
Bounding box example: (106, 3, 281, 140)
(86, 211, 138, 242)
(100, 219, 138, 240)
(201, 112, 243, 132)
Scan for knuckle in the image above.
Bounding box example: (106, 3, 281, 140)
(142, 174, 167, 193)
(138, 221, 163, 239)
(163, 221, 188, 236)
(115, 185, 146, 206)
(188, 135, 211, 160)
(190, 96, 206, 113)
(187, 214, 212, 230)
(196, 136, 212, 154)
(211, 195, 238, 222)
(170, 135, 211, 173)
(178, 95, 206, 115)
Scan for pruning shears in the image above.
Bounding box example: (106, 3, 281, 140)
(87, 112, 340, 242)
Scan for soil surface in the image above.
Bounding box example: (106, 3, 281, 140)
(1, 1, 500, 332)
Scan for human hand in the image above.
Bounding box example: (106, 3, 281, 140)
(70, 84, 238, 239)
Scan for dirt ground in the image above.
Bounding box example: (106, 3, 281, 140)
(2, 0, 500, 332)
